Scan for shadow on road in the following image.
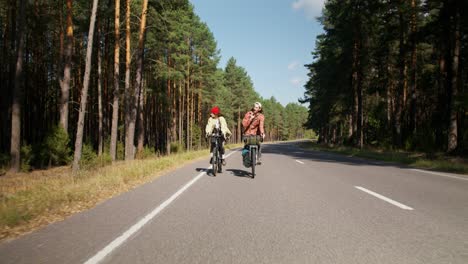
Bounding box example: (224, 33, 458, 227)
(260, 141, 412, 170)
(196, 167, 217, 177)
(226, 169, 252, 178)
(196, 167, 209, 172)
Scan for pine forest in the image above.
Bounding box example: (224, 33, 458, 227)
(302, 0, 467, 154)
(0, 0, 310, 173)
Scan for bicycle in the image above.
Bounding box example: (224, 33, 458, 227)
(242, 135, 262, 178)
(210, 131, 224, 176)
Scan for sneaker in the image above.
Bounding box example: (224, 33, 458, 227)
(256, 158, 262, 165)
(222, 159, 226, 166)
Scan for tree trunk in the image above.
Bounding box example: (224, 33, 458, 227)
(72, 0, 99, 172)
(198, 81, 202, 149)
(59, 0, 73, 134)
(124, 0, 134, 160)
(409, 0, 418, 134)
(348, 114, 353, 139)
(173, 80, 177, 144)
(386, 63, 393, 125)
(434, 0, 449, 149)
(352, 38, 358, 142)
(351, 21, 362, 148)
(97, 25, 103, 156)
(171, 80, 176, 143)
(134, 0, 148, 157)
(166, 76, 171, 155)
(394, 4, 407, 147)
(190, 85, 194, 149)
(103, 0, 111, 142)
(137, 80, 145, 156)
(186, 79, 190, 150)
(447, 5, 460, 153)
(179, 81, 183, 146)
(0, 0, 14, 152)
(110, 0, 120, 161)
(9, 0, 26, 173)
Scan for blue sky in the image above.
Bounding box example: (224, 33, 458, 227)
(189, 0, 325, 106)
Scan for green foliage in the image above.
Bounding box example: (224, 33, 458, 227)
(103, 139, 125, 161)
(117, 141, 125, 161)
(170, 142, 185, 154)
(77, 143, 113, 170)
(302, 0, 468, 152)
(136, 147, 156, 159)
(0, 153, 9, 174)
(191, 126, 202, 149)
(1, 207, 32, 227)
(96, 152, 113, 167)
(405, 128, 437, 153)
(283, 103, 309, 140)
(40, 126, 72, 167)
(20, 145, 33, 172)
(224, 57, 260, 119)
(79, 143, 98, 170)
(304, 130, 317, 140)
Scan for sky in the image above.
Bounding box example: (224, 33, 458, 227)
(189, 0, 325, 106)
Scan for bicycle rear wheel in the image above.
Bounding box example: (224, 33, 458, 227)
(217, 155, 223, 173)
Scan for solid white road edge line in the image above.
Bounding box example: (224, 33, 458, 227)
(295, 160, 305, 164)
(410, 169, 468, 181)
(355, 186, 414, 210)
(83, 151, 236, 264)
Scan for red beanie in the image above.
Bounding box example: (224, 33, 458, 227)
(210, 106, 220, 115)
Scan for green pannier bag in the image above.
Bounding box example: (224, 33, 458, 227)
(243, 135, 261, 145)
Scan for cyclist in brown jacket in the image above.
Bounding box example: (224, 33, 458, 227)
(242, 102, 265, 164)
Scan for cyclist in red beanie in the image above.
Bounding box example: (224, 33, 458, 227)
(205, 106, 232, 165)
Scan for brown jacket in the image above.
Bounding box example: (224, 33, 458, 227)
(242, 111, 265, 136)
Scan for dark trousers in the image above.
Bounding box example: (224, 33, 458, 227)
(210, 139, 225, 157)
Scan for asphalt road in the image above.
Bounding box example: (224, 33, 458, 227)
(1, 141, 467, 264)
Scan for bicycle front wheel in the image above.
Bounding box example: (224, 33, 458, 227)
(251, 147, 256, 178)
(212, 147, 218, 176)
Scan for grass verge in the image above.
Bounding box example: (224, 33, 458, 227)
(0, 145, 240, 242)
(298, 141, 468, 175)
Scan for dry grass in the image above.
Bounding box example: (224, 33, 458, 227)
(0, 148, 228, 241)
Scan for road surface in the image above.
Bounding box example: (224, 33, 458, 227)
(1, 141, 467, 264)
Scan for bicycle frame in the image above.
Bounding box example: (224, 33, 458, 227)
(210, 132, 223, 176)
(249, 144, 258, 178)
(242, 135, 261, 178)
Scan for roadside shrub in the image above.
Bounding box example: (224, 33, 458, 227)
(170, 142, 185, 154)
(117, 141, 125, 160)
(79, 143, 98, 169)
(136, 146, 155, 159)
(191, 126, 202, 149)
(40, 126, 71, 167)
(0, 152, 9, 175)
(405, 128, 436, 152)
(20, 144, 33, 172)
(96, 152, 112, 167)
(305, 129, 317, 140)
(103, 139, 125, 160)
